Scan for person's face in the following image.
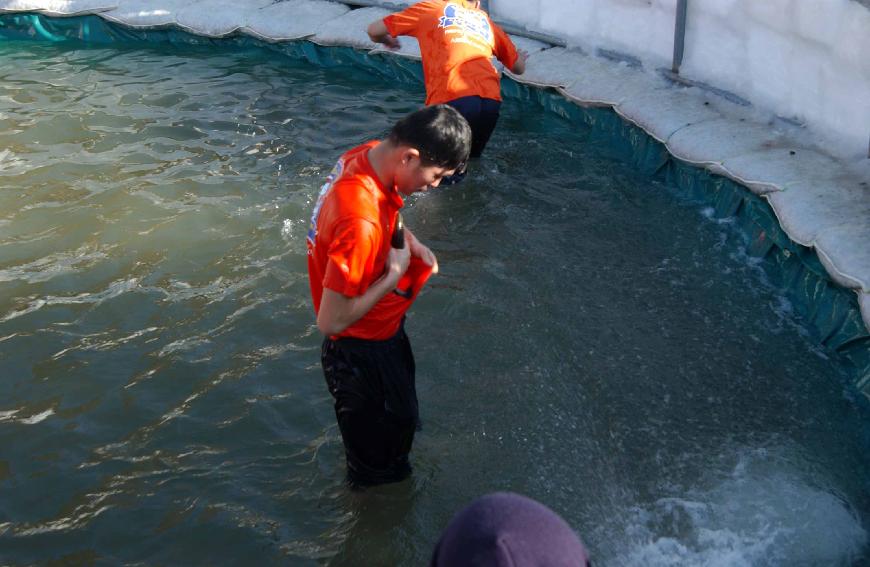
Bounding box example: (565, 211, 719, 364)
(395, 150, 456, 195)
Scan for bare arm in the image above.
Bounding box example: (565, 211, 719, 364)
(367, 19, 401, 49)
(317, 245, 410, 336)
(511, 49, 528, 75)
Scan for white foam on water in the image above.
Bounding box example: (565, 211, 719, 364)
(0, 278, 138, 322)
(157, 336, 211, 357)
(609, 446, 867, 566)
(0, 148, 29, 174)
(0, 409, 20, 422)
(18, 408, 55, 425)
(281, 218, 294, 239)
(0, 245, 108, 284)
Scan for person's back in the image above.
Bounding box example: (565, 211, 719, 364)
(368, 0, 528, 172)
(378, 0, 519, 107)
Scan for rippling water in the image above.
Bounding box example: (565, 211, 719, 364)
(0, 41, 868, 566)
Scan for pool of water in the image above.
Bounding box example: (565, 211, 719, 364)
(0, 41, 868, 566)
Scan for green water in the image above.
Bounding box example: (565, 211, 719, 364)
(0, 42, 868, 566)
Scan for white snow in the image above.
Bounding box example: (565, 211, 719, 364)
(100, 0, 180, 27)
(862, 293, 870, 331)
(512, 46, 588, 88)
(0, 0, 115, 14)
(311, 6, 390, 48)
(244, 0, 350, 42)
(176, 0, 273, 38)
(815, 224, 870, 292)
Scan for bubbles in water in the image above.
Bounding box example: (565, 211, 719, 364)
(281, 218, 294, 239)
(611, 446, 867, 566)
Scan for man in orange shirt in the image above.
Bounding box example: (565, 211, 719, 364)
(367, 0, 527, 183)
(307, 105, 471, 486)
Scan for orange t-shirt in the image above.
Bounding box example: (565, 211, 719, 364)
(383, 1, 519, 105)
(307, 141, 434, 341)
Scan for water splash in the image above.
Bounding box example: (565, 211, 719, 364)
(611, 446, 867, 566)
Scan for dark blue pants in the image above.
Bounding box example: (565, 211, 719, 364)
(446, 95, 502, 158)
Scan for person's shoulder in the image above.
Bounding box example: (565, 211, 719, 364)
(329, 176, 380, 221)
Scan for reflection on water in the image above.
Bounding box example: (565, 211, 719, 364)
(0, 42, 867, 566)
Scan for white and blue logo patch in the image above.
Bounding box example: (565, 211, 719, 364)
(438, 3, 492, 43)
(307, 159, 344, 247)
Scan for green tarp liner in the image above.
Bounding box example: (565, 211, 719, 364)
(2, 12, 868, 399)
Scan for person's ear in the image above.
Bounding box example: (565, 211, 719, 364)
(400, 148, 420, 166)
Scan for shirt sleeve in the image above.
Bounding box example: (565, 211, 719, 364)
(323, 217, 379, 297)
(383, 1, 433, 38)
(491, 22, 518, 70)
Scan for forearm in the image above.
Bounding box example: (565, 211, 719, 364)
(511, 55, 526, 75)
(317, 271, 399, 336)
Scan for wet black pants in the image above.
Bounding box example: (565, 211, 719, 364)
(321, 327, 418, 486)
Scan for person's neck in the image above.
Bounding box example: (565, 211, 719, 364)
(367, 141, 395, 191)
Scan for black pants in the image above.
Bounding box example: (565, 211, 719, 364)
(321, 326, 418, 486)
(446, 95, 502, 158)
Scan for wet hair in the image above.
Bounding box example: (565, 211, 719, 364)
(388, 105, 472, 170)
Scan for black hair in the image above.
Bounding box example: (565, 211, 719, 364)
(388, 105, 472, 170)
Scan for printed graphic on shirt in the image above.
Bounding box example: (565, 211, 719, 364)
(438, 3, 492, 45)
(307, 159, 344, 248)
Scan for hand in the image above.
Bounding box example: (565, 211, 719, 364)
(386, 240, 411, 285)
(367, 21, 401, 50)
(511, 49, 528, 75)
(384, 34, 401, 50)
(405, 228, 439, 274)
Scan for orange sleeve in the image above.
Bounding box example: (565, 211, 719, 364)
(491, 22, 518, 70)
(383, 1, 434, 38)
(323, 218, 379, 297)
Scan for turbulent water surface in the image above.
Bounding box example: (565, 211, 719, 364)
(0, 42, 868, 566)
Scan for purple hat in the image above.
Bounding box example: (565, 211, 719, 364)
(430, 492, 591, 567)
